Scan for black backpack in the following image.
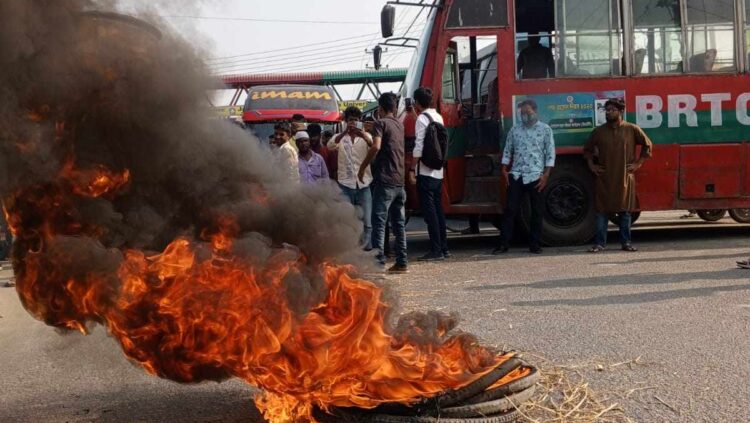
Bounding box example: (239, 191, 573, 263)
(420, 112, 448, 170)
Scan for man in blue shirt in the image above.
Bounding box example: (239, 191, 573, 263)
(493, 99, 555, 255)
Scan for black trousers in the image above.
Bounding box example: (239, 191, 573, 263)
(417, 175, 448, 255)
(499, 176, 543, 249)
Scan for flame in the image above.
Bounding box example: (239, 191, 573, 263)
(3, 20, 528, 423)
(8, 183, 516, 422)
(60, 160, 130, 198)
(4, 129, 527, 422)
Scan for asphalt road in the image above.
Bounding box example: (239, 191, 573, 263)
(2, 211, 750, 423)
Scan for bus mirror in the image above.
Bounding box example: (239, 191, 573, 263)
(373, 45, 383, 70)
(381, 5, 395, 38)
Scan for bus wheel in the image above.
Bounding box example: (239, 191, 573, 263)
(608, 211, 641, 226)
(729, 209, 750, 223)
(519, 159, 596, 246)
(697, 209, 726, 222)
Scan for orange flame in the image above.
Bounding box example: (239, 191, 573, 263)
(6, 120, 523, 423)
(60, 161, 130, 198)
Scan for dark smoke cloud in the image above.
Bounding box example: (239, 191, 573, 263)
(0, 3, 496, 407)
(0, 0, 365, 322)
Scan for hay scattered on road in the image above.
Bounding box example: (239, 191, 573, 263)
(516, 354, 635, 423)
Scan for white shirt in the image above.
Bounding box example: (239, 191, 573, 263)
(413, 109, 444, 179)
(273, 140, 299, 183)
(326, 131, 373, 189)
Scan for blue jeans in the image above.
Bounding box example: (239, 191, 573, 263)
(595, 212, 631, 247)
(371, 183, 407, 266)
(417, 175, 448, 255)
(340, 183, 372, 248)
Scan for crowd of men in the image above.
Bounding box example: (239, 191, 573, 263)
(266, 87, 657, 272)
(266, 88, 448, 273)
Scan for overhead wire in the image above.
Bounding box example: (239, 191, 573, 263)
(211, 29, 424, 73)
(215, 25, 425, 75)
(210, 39, 383, 71)
(218, 52, 371, 75)
(207, 23, 423, 63)
(162, 15, 379, 25)
(218, 57, 373, 76)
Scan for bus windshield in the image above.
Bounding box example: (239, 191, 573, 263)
(242, 85, 340, 124)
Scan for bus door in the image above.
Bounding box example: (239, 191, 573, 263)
(440, 35, 503, 211)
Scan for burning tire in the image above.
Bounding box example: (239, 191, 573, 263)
(435, 388, 535, 418)
(316, 357, 537, 423)
(358, 410, 521, 422)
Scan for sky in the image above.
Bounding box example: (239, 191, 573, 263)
(119, 1, 429, 103)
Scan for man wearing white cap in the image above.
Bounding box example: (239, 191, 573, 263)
(295, 131, 329, 184)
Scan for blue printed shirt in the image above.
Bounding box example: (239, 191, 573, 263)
(501, 121, 556, 184)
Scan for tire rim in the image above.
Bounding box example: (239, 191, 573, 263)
(733, 209, 750, 220)
(545, 180, 587, 227)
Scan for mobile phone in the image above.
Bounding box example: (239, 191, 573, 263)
(354, 121, 364, 130)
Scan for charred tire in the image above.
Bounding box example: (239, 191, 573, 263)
(433, 357, 524, 407)
(437, 387, 535, 418)
(463, 367, 540, 405)
(697, 209, 727, 222)
(362, 410, 520, 423)
(607, 211, 641, 226)
(729, 209, 750, 223)
(518, 157, 596, 246)
(363, 357, 523, 416)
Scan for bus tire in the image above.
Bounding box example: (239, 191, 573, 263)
(608, 211, 641, 226)
(518, 157, 596, 246)
(697, 209, 726, 222)
(729, 209, 750, 223)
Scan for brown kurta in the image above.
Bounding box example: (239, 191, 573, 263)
(583, 121, 653, 213)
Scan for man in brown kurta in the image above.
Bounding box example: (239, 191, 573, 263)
(584, 98, 653, 252)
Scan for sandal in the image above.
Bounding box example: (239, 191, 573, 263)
(621, 244, 638, 252)
(588, 245, 605, 253)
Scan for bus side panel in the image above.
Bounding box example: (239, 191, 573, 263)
(635, 144, 679, 210)
(679, 144, 743, 200)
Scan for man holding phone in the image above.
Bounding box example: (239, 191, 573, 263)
(327, 106, 375, 250)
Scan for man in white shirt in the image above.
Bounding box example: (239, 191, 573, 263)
(410, 87, 449, 261)
(271, 122, 299, 183)
(327, 106, 374, 249)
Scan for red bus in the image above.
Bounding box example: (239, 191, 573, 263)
(381, 0, 750, 245)
(242, 84, 340, 140)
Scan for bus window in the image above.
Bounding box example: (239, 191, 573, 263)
(515, 32, 555, 79)
(452, 36, 497, 116)
(685, 0, 735, 72)
(556, 0, 623, 76)
(514, 0, 556, 79)
(631, 0, 683, 74)
(446, 0, 509, 28)
(442, 50, 459, 102)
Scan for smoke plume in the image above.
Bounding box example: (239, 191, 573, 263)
(0, 1, 503, 421)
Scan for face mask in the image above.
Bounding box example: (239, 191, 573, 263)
(521, 113, 537, 124)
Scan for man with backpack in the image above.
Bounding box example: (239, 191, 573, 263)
(411, 87, 450, 261)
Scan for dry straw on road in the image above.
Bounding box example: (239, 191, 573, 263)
(517, 354, 635, 423)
